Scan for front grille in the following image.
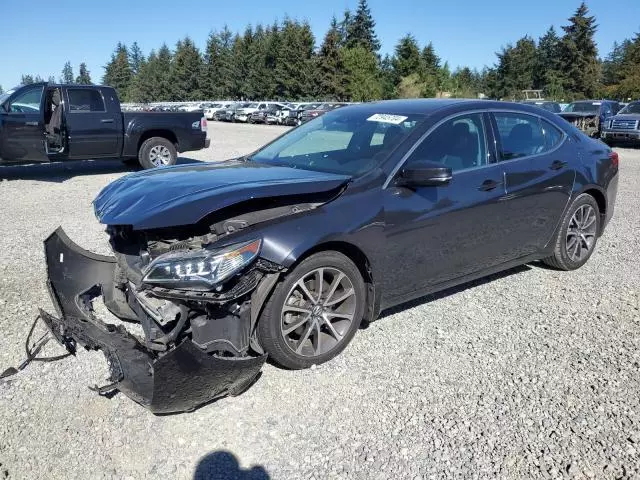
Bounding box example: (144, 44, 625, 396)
(612, 119, 639, 130)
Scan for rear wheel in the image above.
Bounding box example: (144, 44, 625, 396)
(543, 193, 600, 270)
(138, 137, 177, 169)
(257, 251, 366, 369)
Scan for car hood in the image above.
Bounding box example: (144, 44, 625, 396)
(93, 161, 351, 230)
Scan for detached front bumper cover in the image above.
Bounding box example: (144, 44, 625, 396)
(41, 227, 266, 414)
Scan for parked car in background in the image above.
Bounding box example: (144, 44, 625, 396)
(601, 100, 640, 146)
(558, 100, 621, 137)
(249, 103, 286, 124)
(40, 99, 618, 413)
(300, 103, 344, 123)
(0, 83, 209, 169)
(204, 102, 234, 120)
(180, 102, 213, 113)
(521, 100, 562, 113)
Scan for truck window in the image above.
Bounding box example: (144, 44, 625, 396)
(67, 89, 106, 113)
(8, 86, 44, 113)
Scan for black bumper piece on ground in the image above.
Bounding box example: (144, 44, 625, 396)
(41, 227, 266, 414)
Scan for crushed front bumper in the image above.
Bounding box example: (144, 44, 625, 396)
(40, 227, 266, 414)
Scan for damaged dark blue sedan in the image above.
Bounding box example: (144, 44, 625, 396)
(40, 99, 619, 413)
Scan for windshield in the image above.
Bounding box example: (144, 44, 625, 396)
(619, 103, 640, 114)
(250, 108, 424, 175)
(564, 102, 600, 113)
(247, 103, 259, 108)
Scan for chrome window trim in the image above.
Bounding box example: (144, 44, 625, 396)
(383, 109, 493, 189)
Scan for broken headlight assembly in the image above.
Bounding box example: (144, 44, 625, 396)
(142, 239, 261, 290)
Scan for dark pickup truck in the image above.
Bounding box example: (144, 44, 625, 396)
(0, 83, 210, 169)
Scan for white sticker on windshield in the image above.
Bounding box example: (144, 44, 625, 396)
(367, 114, 408, 125)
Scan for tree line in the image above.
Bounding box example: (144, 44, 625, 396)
(6, 1, 640, 103)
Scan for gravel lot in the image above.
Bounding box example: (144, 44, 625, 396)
(0, 122, 639, 479)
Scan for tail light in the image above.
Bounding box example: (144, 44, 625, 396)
(200, 117, 207, 132)
(609, 151, 619, 168)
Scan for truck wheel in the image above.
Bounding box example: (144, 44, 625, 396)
(138, 137, 177, 169)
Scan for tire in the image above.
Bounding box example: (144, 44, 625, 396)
(257, 251, 366, 370)
(542, 193, 601, 271)
(138, 137, 177, 169)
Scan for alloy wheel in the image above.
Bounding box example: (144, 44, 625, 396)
(280, 267, 357, 358)
(148, 145, 172, 166)
(566, 204, 597, 262)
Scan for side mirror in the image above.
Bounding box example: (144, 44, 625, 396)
(395, 160, 452, 188)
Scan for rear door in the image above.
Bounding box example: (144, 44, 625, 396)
(0, 84, 48, 162)
(64, 87, 122, 159)
(490, 111, 575, 257)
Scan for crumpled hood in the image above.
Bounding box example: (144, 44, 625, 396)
(94, 161, 350, 230)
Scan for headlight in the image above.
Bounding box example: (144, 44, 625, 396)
(142, 239, 261, 290)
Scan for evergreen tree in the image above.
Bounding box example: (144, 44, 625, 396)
(61, 61, 74, 83)
(421, 43, 442, 96)
(616, 33, 640, 100)
(169, 37, 204, 101)
(535, 27, 565, 98)
(560, 2, 600, 98)
(0, 85, 3, 94)
(21, 74, 35, 85)
(203, 30, 224, 98)
(47, 76, 56, 84)
(602, 40, 631, 86)
(245, 24, 270, 99)
(494, 36, 537, 99)
(129, 42, 145, 76)
(345, 0, 380, 53)
(392, 34, 422, 79)
(103, 43, 133, 101)
(379, 54, 396, 99)
(75, 63, 92, 84)
(341, 46, 382, 101)
(273, 19, 316, 100)
(318, 17, 346, 100)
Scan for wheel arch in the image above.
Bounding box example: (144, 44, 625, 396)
(282, 240, 379, 325)
(578, 185, 607, 233)
(137, 130, 178, 153)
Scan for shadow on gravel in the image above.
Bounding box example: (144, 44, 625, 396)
(377, 264, 532, 321)
(0, 156, 203, 182)
(193, 451, 270, 480)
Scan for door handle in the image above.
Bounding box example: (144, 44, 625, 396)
(550, 160, 567, 170)
(100, 118, 114, 123)
(478, 179, 502, 192)
(25, 121, 38, 126)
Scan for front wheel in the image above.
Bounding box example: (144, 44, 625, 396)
(543, 193, 601, 270)
(257, 251, 366, 369)
(138, 137, 177, 169)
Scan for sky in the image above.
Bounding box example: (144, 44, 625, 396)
(1, 0, 639, 89)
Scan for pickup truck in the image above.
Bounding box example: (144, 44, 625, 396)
(0, 83, 210, 169)
(601, 100, 640, 147)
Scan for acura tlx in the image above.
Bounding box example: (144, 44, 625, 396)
(34, 99, 618, 413)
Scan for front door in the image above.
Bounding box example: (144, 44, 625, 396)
(382, 112, 512, 303)
(0, 84, 48, 162)
(490, 112, 575, 258)
(64, 87, 121, 159)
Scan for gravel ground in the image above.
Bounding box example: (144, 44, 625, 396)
(0, 122, 639, 480)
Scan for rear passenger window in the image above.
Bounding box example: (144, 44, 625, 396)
(494, 113, 545, 160)
(541, 119, 564, 149)
(67, 89, 106, 112)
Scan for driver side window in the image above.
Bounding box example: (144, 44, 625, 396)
(405, 113, 488, 172)
(8, 86, 44, 114)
